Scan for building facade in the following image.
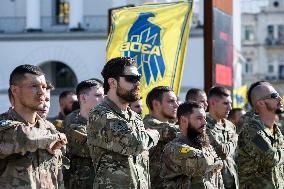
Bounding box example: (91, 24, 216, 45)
(242, 0, 284, 92)
(0, 0, 240, 116)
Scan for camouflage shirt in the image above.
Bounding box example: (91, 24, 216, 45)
(237, 112, 284, 189)
(62, 109, 94, 189)
(206, 115, 239, 189)
(143, 114, 179, 189)
(0, 108, 64, 189)
(160, 136, 225, 189)
(87, 98, 160, 189)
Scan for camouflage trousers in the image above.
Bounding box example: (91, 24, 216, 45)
(68, 156, 95, 189)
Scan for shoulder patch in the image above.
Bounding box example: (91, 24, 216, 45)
(0, 120, 22, 131)
(179, 147, 191, 154)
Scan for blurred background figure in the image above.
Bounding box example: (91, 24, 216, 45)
(37, 81, 54, 119)
(57, 90, 78, 120)
(129, 97, 143, 115)
(51, 90, 77, 131)
(228, 108, 246, 134)
(185, 88, 208, 111)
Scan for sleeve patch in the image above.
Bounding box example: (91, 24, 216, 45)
(179, 147, 191, 154)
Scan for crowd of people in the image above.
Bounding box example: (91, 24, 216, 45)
(0, 57, 284, 189)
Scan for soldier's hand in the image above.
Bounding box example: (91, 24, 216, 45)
(206, 160, 223, 173)
(212, 160, 223, 172)
(57, 133, 68, 145)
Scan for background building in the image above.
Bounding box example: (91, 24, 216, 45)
(0, 0, 240, 117)
(242, 0, 284, 92)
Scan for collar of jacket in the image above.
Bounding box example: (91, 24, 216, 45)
(103, 97, 137, 121)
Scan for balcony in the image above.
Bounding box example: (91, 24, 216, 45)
(265, 37, 284, 47)
(0, 15, 108, 34)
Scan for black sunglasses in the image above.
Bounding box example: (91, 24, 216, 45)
(120, 74, 141, 83)
(258, 92, 280, 101)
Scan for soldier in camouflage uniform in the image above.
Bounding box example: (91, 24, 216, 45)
(143, 86, 179, 189)
(185, 88, 208, 111)
(63, 79, 104, 189)
(237, 81, 284, 189)
(206, 86, 238, 189)
(87, 57, 160, 189)
(0, 64, 67, 189)
(160, 102, 224, 189)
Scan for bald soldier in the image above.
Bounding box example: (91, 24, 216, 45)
(237, 81, 284, 189)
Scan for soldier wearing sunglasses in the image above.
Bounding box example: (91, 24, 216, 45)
(87, 57, 160, 189)
(237, 81, 284, 189)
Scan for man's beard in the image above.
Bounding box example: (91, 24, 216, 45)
(63, 107, 72, 116)
(116, 84, 140, 103)
(187, 123, 209, 149)
(265, 102, 284, 115)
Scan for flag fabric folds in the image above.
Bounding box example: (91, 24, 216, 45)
(233, 85, 248, 108)
(106, 1, 194, 113)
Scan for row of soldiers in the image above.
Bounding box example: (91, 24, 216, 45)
(0, 57, 283, 189)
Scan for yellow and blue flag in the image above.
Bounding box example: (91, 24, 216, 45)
(233, 85, 248, 108)
(106, 1, 194, 113)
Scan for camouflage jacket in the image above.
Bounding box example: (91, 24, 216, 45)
(143, 114, 179, 189)
(63, 109, 94, 189)
(63, 109, 90, 158)
(0, 108, 64, 189)
(206, 115, 239, 189)
(87, 98, 160, 189)
(160, 136, 225, 189)
(237, 112, 284, 189)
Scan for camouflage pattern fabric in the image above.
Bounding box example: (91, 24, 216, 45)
(160, 136, 225, 189)
(237, 112, 284, 189)
(143, 114, 179, 189)
(62, 109, 94, 189)
(87, 98, 160, 189)
(0, 108, 65, 189)
(206, 115, 239, 189)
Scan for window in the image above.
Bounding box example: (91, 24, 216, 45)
(267, 25, 274, 39)
(278, 25, 284, 42)
(55, 0, 69, 25)
(279, 65, 284, 79)
(244, 26, 254, 41)
(268, 65, 274, 73)
(39, 61, 77, 89)
(245, 58, 252, 74)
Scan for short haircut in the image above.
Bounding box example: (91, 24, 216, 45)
(247, 81, 269, 107)
(76, 79, 103, 103)
(8, 88, 13, 103)
(101, 57, 136, 94)
(89, 78, 104, 85)
(59, 90, 75, 102)
(46, 80, 54, 91)
(146, 86, 172, 111)
(185, 88, 205, 102)
(177, 101, 202, 122)
(208, 86, 230, 99)
(9, 64, 44, 86)
(228, 108, 243, 120)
